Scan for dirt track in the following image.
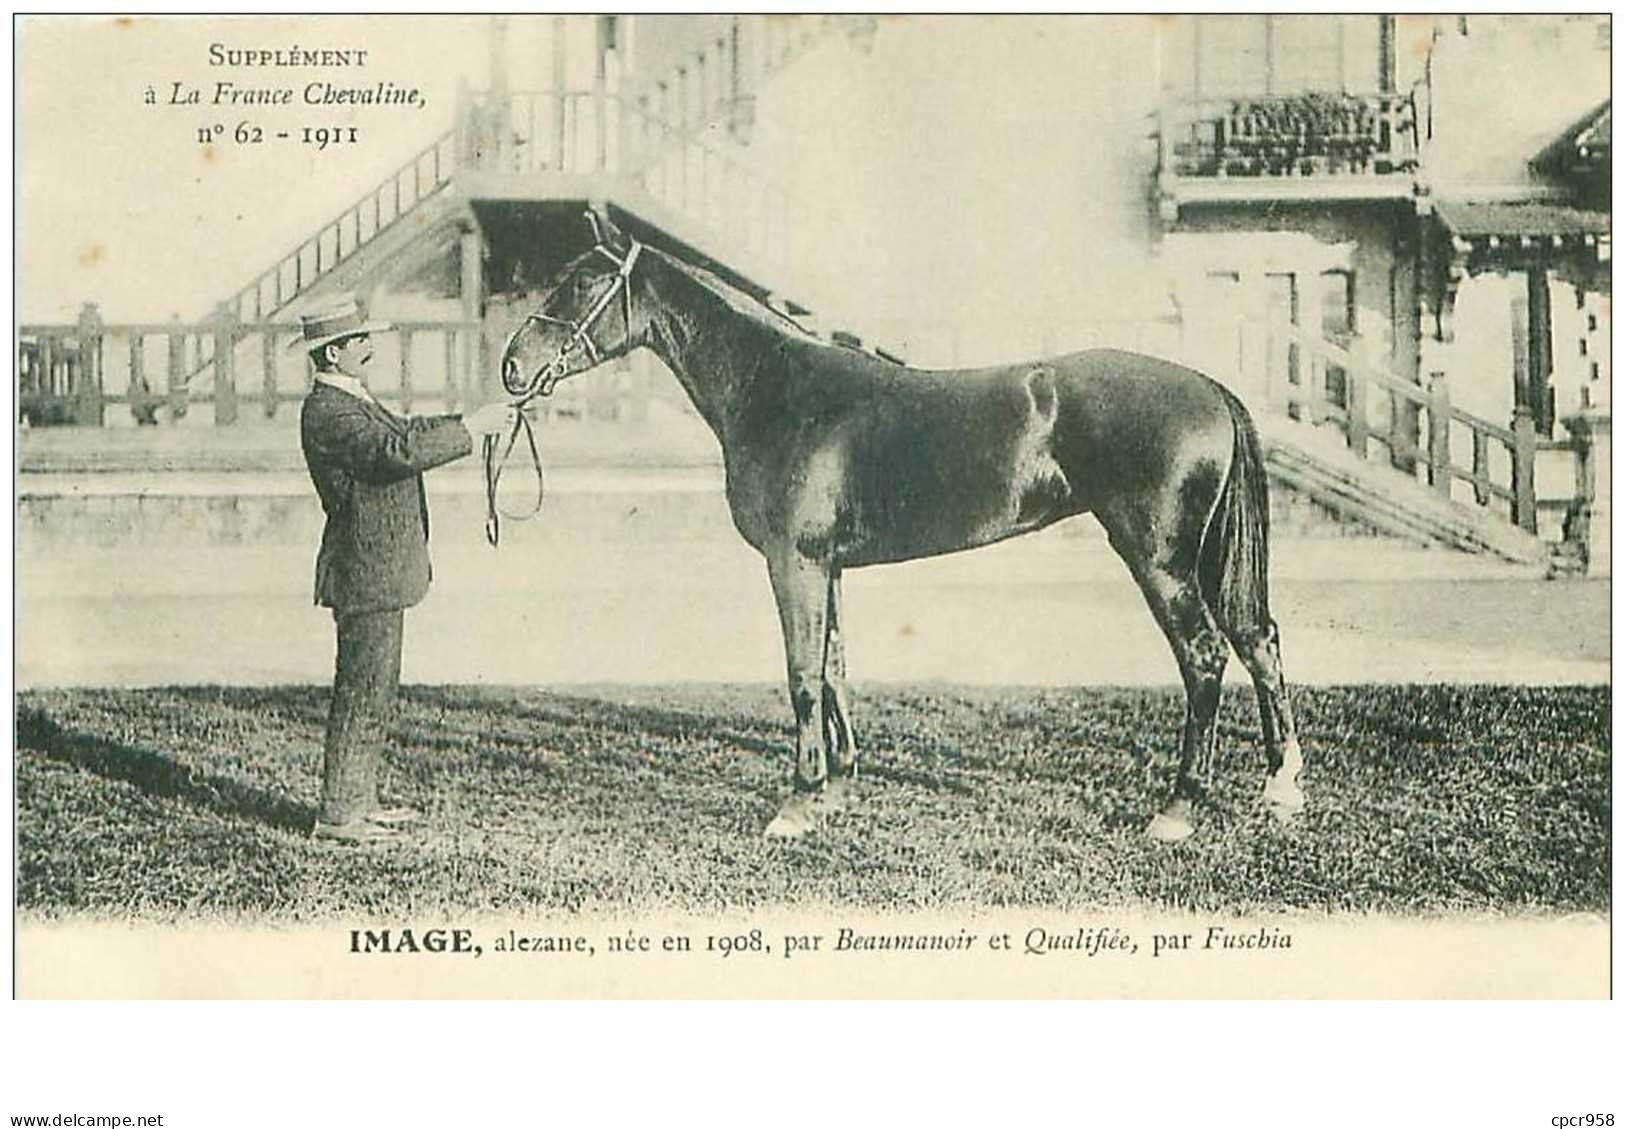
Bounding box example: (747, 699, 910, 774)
(18, 535, 1610, 689)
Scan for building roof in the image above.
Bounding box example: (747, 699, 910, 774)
(1434, 201, 1610, 240)
(1574, 104, 1611, 156)
(1531, 100, 1611, 177)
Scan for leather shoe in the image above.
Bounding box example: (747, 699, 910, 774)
(367, 805, 423, 826)
(312, 817, 405, 845)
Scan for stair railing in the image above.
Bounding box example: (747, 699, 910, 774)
(1252, 321, 1571, 535)
(460, 87, 817, 288)
(221, 128, 460, 324)
(627, 15, 839, 145)
(78, 65, 864, 424)
(618, 94, 802, 275)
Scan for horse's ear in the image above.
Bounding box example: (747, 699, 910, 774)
(584, 203, 628, 251)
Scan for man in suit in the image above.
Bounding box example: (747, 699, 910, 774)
(296, 296, 513, 844)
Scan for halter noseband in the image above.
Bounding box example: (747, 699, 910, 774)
(510, 234, 642, 401)
(485, 219, 641, 548)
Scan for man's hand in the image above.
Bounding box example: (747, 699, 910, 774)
(462, 402, 517, 438)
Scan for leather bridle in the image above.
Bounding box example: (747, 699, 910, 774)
(504, 231, 642, 402)
(485, 217, 642, 548)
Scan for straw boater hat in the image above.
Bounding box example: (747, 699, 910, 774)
(290, 295, 395, 352)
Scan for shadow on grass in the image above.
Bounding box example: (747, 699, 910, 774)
(16, 704, 314, 833)
(401, 686, 790, 762)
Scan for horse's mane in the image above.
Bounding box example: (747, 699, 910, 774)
(652, 247, 820, 342)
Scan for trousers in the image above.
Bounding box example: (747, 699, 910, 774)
(321, 607, 405, 824)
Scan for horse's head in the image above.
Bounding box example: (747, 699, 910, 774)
(501, 208, 643, 398)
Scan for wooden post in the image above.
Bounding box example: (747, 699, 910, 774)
(213, 302, 238, 425)
(261, 329, 278, 419)
(1511, 404, 1538, 533)
(1526, 267, 1554, 436)
(1412, 303, 1453, 477)
(1305, 349, 1327, 424)
(1563, 409, 1611, 576)
(128, 335, 159, 426)
(459, 225, 484, 407)
(444, 330, 460, 414)
(1428, 371, 1452, 497)
(1345, 361, 1367, 458)
(1510, 283, 1531, 411)
(127, 336, 143, 419)
(1471, 431, 1491, 505)
(166, 315, 188, 422)
(39, 336, 55, 403)
(75, 302, 105, 427)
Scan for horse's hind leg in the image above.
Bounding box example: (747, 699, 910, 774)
(1225, 618, 1305, 820)
(820, 569, 859, 811)
(1133, 563, 1230, 842)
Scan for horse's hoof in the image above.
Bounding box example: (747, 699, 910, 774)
(764, 792, 821, 839)
(1262, 774, 1305, 822)
(1145, 809, 1195, 843)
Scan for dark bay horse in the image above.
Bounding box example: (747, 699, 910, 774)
(500, 210, 1305, 841)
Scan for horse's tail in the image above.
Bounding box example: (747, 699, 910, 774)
(1200, 385, 1273, 637)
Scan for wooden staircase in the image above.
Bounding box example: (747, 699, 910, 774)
(1202, 322, 1586, 569)
(219, 130, 466, 322)
(179, 30, 1592, 572)
(624, 15, 871, 146)
(201, 90, 883, 361)
(1260, 417, 1551, 565)
(210, 16, 873, 338)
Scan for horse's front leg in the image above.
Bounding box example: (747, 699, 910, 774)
(820, 568, 859, 812)
(764, 549, 832, 838)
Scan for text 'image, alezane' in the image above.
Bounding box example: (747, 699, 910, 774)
(14, 14, 1610, 999)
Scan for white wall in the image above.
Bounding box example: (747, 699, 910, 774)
(744, 16, 1172, 365)
(1422, 16, 1610, 190)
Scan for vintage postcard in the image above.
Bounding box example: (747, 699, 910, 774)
(13, 14, 1611, 999)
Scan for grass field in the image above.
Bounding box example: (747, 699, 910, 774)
(15, 683, 1610, 920)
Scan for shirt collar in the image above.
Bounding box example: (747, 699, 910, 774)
(314, 371, 378, 405)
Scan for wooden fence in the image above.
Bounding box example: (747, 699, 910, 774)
(1239, 322, 1605, 544)
(18, 309, 1604, 566)
(17, 301, 670, 430)
(19, 305, 483, 427)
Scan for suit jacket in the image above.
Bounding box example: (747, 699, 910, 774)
(300, 382, 473, 614)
